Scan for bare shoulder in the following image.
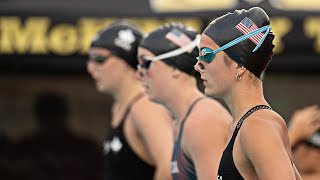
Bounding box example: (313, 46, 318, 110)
(183, 97, 232, 142)
(189, 98, 232, 125)
(126, 96, 174, 174)
(239, 109, 289, 154)
(240, 110, 288, 137)
(133, 95, 162, 108)
(237, 109, 298, 179)
(129, 96, 172, 129)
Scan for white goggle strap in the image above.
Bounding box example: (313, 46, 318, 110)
(145, 34, 201, 62)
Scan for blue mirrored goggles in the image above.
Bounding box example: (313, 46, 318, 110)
(196, 25, 271, 63)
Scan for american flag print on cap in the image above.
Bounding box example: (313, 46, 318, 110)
(235, 17, 264, 45)
(165, 28, 193, 53)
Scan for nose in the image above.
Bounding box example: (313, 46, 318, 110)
(136, 66, 146, 81)
(87, 60, 97, 75)
(135, 70, 143, 81)
(194, 61, 205, 73)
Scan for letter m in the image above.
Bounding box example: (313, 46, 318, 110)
(0, 16, 49, 54)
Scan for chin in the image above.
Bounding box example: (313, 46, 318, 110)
(96, 85, 103, 91)
(97, 85, 108, 93)
(148, 94, 162, 105)
(144, 90, 152, 98)
(204, 87, 220, 98)
(204, 87, 214, 96)
(147, 93, 156, 102)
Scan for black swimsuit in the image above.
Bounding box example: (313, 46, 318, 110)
(217, 105, 272, 180)
(103, 93, 155, 180)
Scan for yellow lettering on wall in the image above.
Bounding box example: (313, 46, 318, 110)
(49, 24, 77, 55)
(79, 17, 203, 54)
(0, 16, 50, 54)
(132, 18, 202, 33)
(270, 17, 293, 54)
(150, 0, 237, 12)
(270, 0, 320, 11)
(304, 17, 320, 53)
(78, 18, 114, 54)
(163, 18, 202, 32)
(131, 18, 169, 33)
(0, 16, 209, 56)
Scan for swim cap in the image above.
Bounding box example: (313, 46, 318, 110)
(203, 7, 275, 78)
(90, 20, 143, 69)
(139, 23, 199, 76)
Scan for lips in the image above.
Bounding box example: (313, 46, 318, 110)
(142, 83, 149, 90)
(144, 86, 151, 95)
(201, 77, 207, 82)
(92, 76, 100, 83)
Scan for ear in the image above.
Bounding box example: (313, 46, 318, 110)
(236, 63, 246, 77)
(172, 68, 182, 78)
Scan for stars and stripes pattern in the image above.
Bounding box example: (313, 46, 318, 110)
(165, 28, 193, 53)
(235, 17, 264, 45)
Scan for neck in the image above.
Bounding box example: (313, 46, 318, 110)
(164, 85, 203, 123)
(112, 75, 144, 108)
(224, 80, 268, 123)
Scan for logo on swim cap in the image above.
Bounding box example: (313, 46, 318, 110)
(114, 29, 136, 52)
(235, 17, 265, 45)
(165, 28, 193, 53)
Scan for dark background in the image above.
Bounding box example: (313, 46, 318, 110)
(0, 0, 319, 143)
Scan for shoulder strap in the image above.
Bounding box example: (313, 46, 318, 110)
(177, 96, 206, 141)
(227, 105, 272, 151)
(118, 92, 145, 128)
(236, 105, 272, 129)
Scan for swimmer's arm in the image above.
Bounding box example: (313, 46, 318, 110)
(241, 117, 301, 180)
(288, 105, 320, 149)
(134, 101, 174, 180)
(185, 101, 231, 179)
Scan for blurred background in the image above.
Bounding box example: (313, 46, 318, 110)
(0, 0, 319, 147)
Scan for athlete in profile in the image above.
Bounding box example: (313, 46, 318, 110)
(87, 21, 174, 180)
(194, 7, 301, 179)
(138, 23, 232, 180)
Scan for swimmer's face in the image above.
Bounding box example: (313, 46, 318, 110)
(194, 34, 237, 97)
(137, 47, 175, 104)
(87, 47, 121, 93)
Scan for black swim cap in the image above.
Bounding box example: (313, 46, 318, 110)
(139, 23, 199, 76)
(203, 7, 275, 78)
(90, 20, 143, 69)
